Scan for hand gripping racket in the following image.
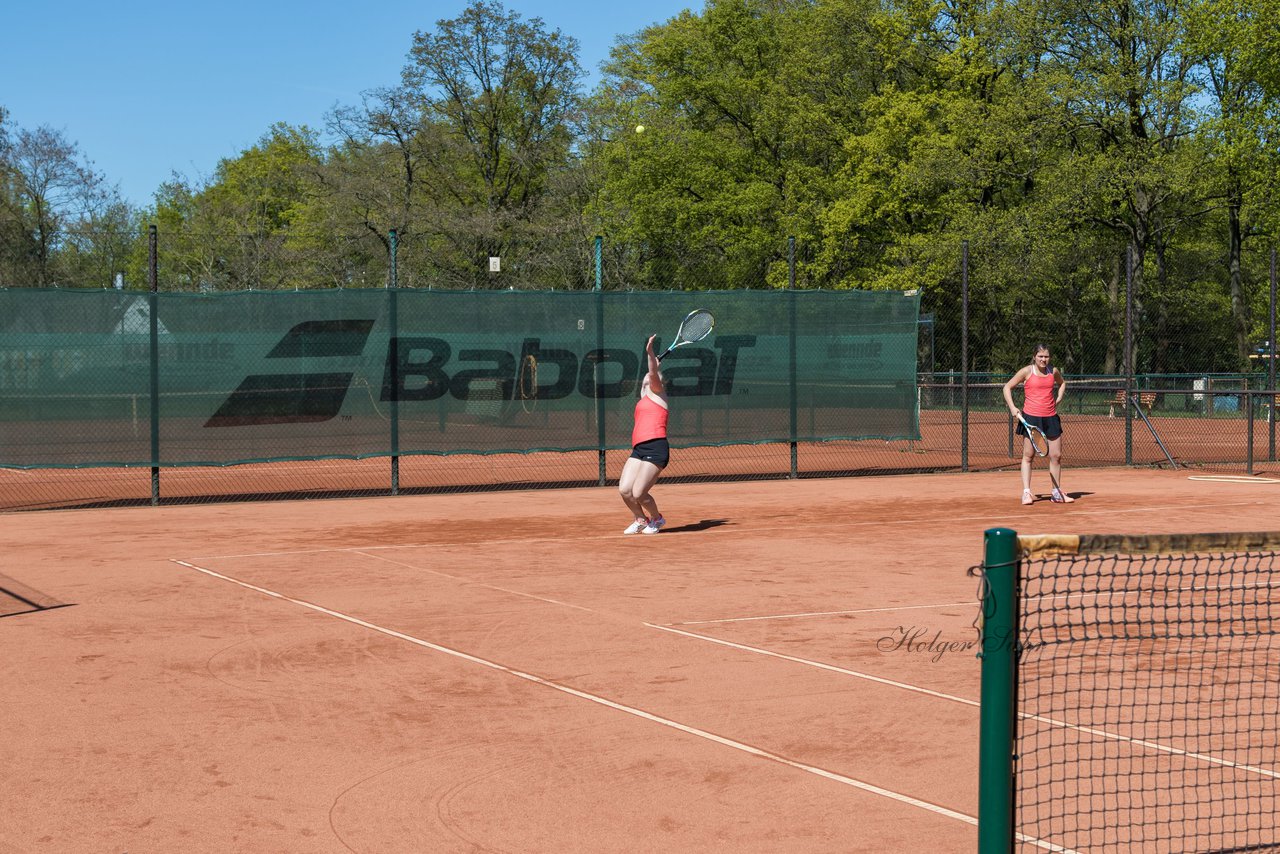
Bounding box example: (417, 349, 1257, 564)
(1016, 413, 1049, 457)
(656, 309, 715, 362)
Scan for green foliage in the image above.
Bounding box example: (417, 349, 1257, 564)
(147, 123, 325, 290)
(3, 0, 1279, 376)
(0, 117, 123, 287)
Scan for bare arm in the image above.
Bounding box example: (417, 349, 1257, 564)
(645, 334, 664, 396)
(1055, 368, 1067, 403)
(1003, 366, 1030, 416)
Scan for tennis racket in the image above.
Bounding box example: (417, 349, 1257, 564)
(656, 309, 715, 362)
(1016, 413, 1049, 457)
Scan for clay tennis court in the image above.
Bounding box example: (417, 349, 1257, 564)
(3, 467, 1279, 852)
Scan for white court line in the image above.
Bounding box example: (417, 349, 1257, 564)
(1188, 475, 1280, 484)
(351, 549, 598, 614)
(675, 566, 1280, 626)
(169, 558, 1004, 845)
(654, 624, 1280, 784)
(186, 539, 637, 561)
(652, 623, 982, 707)
(185, 500, 1265, 561)
(673, 600, 977, 626)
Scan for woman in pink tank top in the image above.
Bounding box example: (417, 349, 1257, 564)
(619, 334, 671, 534)
(1002, 344, 1074, 505)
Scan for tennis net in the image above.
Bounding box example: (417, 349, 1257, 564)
(975, 529, 1280, 854)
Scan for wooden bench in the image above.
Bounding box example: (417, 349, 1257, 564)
(1109, 390, 1156, 418)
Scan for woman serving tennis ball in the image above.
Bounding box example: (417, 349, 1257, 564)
(619, 334, 669, 534)
(1003, 344, 1074, 505)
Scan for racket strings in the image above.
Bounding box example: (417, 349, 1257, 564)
(1031, 431, 1049, 456)
(678, 310, 714, 342)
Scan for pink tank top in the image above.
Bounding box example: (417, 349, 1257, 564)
(632, 394, 668, 445)
(1022, 369, 1056, 417)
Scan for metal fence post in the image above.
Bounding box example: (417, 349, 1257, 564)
(961, 240, 970, 472)
(595, 236, 607, 486)
(1125, 246, 1135, 466)
(788, 236, 798, 479)
(389, 229, 400, 495)
(148, 224, 161, 506)
(1270, 247, 1276, 462)
(1247, 390, 1255, 474)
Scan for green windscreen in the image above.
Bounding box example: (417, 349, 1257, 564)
(0, 288, 920, 468)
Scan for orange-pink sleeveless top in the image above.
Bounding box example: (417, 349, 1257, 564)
(1022, 370, 1056, 417)
(632, 394, 668, 445)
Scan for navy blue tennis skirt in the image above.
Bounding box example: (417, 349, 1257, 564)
(1016, 413, 1063, 440)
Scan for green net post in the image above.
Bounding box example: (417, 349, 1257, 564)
(595, 235, 607, 486)
(788, 236, 798, 478)
(388, 229, 400, 495)
(977, 527, 1018, 853)
(148, 224, 161, 506)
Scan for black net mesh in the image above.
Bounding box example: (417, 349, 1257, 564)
(1012, 545, 1280, 853)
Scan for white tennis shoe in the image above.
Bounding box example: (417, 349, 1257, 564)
(641, 516, 666, 534)
(624, 518, 648, 534)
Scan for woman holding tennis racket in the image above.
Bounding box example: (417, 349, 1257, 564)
(620, 334, 670, 534)
(1003, 344, 1074, 505)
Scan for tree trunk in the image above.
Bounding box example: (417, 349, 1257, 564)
(1127, 238, 1147, 378)
(1105, 252, 1122, 374)
(1228, 193, 1251, 369)
(1152, 237, 1170, 375)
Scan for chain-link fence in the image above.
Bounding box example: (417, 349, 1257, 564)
(0, 285, 924, 510)
(2, 229, 1277, 511)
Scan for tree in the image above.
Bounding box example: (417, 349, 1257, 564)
(400, 0, 587, 286)
(0, 121, 113, 286)
(588, 0, 909, 289)
(150, 123, 323, 289)
(0, 106, 39, 283)
(323, 84, 446, 287)
(1186, 0, 1280, 365)
(1027, 0, 1209, 373)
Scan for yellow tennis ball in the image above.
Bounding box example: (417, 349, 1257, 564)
(635, 124, 645, 134)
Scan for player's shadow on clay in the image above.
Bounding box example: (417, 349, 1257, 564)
(1030, 491, 1094, 503)
(661, 519, 731, 533)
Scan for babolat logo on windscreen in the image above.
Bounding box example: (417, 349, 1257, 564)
(383, 335, 756, 402)
(206, 323, 755, 427)
(204, 320, 375, 427)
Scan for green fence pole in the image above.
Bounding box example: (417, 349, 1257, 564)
(389, 229, 400, 495)
(148, 224, 161, 506)
(977, 527, 1018, 854)
(1124, 246, 1135, 466)
(595, 236, 607, 486)
(1270, 247, 1276, 462)
(961, 240, 970, 472)
(788, 236, 798, 478)
(1247, 391, 1255, 475)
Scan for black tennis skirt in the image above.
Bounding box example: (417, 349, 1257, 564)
(629, 437, 670, 469)
(1016, 413, 1063, 440)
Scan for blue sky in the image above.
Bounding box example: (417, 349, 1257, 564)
(1, 1, 694, 209)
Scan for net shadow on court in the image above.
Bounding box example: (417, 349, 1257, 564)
(0, 572, 73, 618)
